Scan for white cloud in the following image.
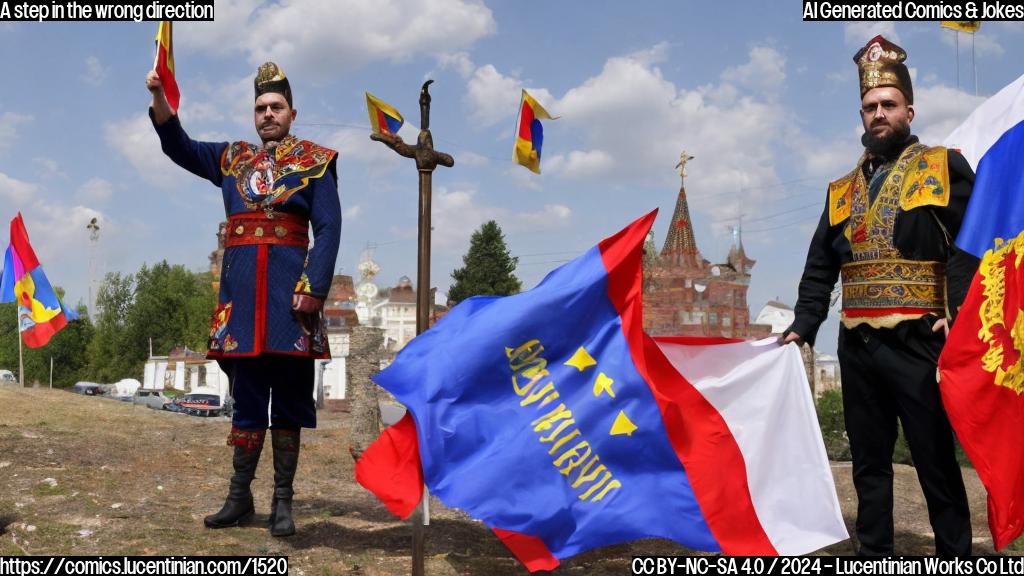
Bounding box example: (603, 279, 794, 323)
(843, 22, 900, 47)
(939, 28, 1004, 57)
(82, 56, 109, 86)
(0, 112, 32, 154)
(721, 45, 786, 96)
(435, 51, 475, 79)
(531, 44, 789, 222)
(343, 205, 362, 221)
(911, 84, 986, 145)
(427, 187, 571, 252)
(77, 178, 114, 204)
(0, 171, 37, 204)
(544, 149, 614, 180)
(179, 0, 495, 77)
(464, 63, 557, 128)
(104, 113, 185, 189)
(33, 158, 66, 180)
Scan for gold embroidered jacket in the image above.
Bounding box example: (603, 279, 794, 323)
(787, 136, 979, 346)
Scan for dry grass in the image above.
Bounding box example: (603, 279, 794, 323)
(0, 386, 1009, 575)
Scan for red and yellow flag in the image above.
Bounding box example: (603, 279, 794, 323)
(513, 90, 555, 174)
(941, 21, 981, 33)
(154, 20, 180, 112)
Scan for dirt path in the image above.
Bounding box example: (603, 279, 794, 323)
(0, 387, 1010, 575)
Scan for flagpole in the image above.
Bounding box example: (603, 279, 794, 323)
(972, 31, 978, 96)
(49, 356, 53, 389)
(955, 31, 960, 91)
(370, 80, 454, 576)
(17, 306, 23, 387)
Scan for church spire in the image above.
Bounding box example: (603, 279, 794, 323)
(661, 151, 702, 267)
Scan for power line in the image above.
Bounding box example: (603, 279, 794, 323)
(714, 201, 822, 225)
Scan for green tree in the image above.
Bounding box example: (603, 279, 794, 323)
(448, 220, 521, 305)
(87, 262, 215, 382)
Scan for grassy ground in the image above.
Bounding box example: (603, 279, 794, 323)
(0, 386, 1011, 575)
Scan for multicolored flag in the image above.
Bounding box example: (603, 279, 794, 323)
(941, 21, 982, 33)
(153, 20, 180, 113)
(365, 92, 404, 136)
(939, 72, 1024, 550)
(0, 214, 76, 348)
(513, 89, 555, 174)
(355, 212, 847, 571)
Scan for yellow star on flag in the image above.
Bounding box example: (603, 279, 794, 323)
(610, 411, 637, 436)
(564, 346, 597, 372)
(593, 372, 616, 398)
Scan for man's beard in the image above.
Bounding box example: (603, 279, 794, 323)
(861, 121, 912, 158)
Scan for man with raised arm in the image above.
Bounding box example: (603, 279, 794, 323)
(147, 62, 341, 537)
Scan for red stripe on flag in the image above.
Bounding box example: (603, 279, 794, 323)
(492, 528, 560, 573)
(354, 412, 424, 519)
(156, 43, 180, 113)
(22, 312, 67, 349)
(10, 213, 40, 271)
(598, 210, 777, 555)
(375, 109, 391, 135)
(518, 102, 536, 141)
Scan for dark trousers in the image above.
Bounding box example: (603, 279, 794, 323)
(838, 317, 971, 557)
(223, 355, 316, 430)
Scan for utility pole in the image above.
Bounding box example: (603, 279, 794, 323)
(370, 80, 454, 576)
(87, 218, 100, 317)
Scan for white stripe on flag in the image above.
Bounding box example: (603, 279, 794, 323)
(944, 73, 1024, 169)
(656, 338, 849, 555)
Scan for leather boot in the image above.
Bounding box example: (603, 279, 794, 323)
(269, 428, 300, 537)
(204, 427, 265, 529)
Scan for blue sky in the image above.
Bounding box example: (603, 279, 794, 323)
(0, 3, 1021, 353)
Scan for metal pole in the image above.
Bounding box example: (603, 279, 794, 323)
(369, 80, 453, 576)
(955, 31, 960, 91)
(49, 357, 53, 389)
(972, 32, 978, 96)
(17, 306, 23, 387)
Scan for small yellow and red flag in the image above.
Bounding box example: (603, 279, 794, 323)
(154, 20, 180, 112)
(513, 90, 556, 174)
(940, 21, 982, 33)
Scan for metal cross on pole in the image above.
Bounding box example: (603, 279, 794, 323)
(370, 79, 454, 576)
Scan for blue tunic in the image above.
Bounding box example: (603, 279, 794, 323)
(151, 111, 341, 360)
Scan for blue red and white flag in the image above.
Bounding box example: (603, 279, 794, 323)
(939, 73, 1024, 550)
(365, 92, 404, 137)
(513, 89, 555, 174)
(0, 213, 77, 348)
(355, 211, 847, 570)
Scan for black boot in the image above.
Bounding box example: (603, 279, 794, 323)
(269, 428, 300, 537)
(204, 427, 265, 529)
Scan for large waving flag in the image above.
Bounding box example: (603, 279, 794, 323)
(513, 89, 555, 174)
(365, 92, 404, 136)
(0, 214, 76, 348)
(940, 21, 981, 33)
(153, 20, 180, 113)
(939, 73, 1024, 550)
(355, 212, 847, 571)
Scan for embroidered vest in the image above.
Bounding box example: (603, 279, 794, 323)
(837, 143, 949, 329)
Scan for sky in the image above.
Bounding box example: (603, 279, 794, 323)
(0, 3, 1022, 354)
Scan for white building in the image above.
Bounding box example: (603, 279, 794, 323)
(754, 300, 841, 397)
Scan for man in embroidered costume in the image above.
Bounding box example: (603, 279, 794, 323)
(784, 36, 977, 556)
(146, 62, 341, 537)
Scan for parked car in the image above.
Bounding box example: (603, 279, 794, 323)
(72, 382, 106, 396)
(166, 393, 222, 417)
(133, 389, 170, 410)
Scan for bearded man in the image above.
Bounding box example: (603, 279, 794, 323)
(147, 62, 341, 537)
(783, 36, 977, 556)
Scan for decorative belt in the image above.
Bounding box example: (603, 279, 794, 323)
(225, 212, 308, 248)
(840, 258, 946, 329)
